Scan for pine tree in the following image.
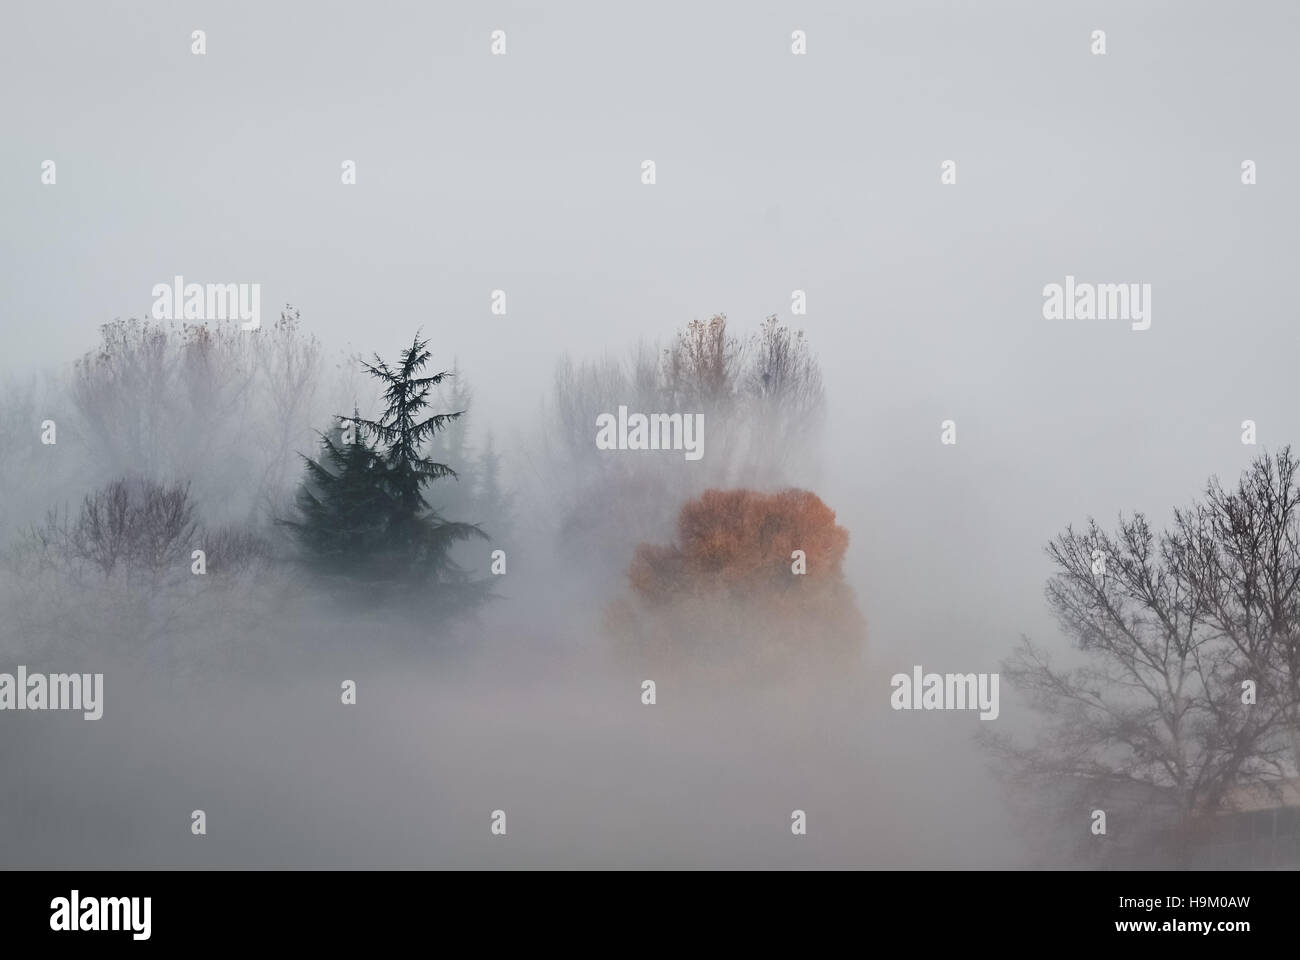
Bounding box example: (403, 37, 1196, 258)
(284, 415, 391, 577)
(285, 334, 489, 608)
(474, 433, 514, 546)
(359, 335, 487, 588)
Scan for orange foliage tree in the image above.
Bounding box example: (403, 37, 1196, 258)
(610, 488, 865, 683)
(629, 489, 849, 603)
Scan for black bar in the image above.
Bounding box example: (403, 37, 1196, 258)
(0, 869, 1285, 947)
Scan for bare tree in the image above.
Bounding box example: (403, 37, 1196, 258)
(252, 307, 324, 515)
(72, 319, 179, 480)
(527, 314, 828, 573)
(72, 478, 133, 575)
(69, 311, 327, 525)
(983, 449, 1300, 865)
(740, 314, 825, 480)
(1200, 449, 1300, 772)
(25, 477, 197, 580)
(660, 314, 742, 411)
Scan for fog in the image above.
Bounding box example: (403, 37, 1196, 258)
(1, 0, 1297, 869)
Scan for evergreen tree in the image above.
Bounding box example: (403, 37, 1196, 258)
(432, 359, 473, 470)
(284, 415, 390, 578)
(474, 433, 514, 546)
(284, 335, 489, 607)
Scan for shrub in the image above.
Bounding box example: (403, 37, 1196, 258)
(25, 477, 196, 578)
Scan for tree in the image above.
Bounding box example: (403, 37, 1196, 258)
(283, 335, 488, 606)
(660, 314, 741, 411)
(23, 477, 198, 580)
(69, 311, 325, 525)
(473, 433, 514, 548)
(424, 359, 480, 524)
(533, 314, 827, 574)
(608, 488, 865, 686)
(743, 315, 825, 477)
(628, 488, 848, 603)
(429, 359, 473, 474)
(253, 307, 324, 516)
(982, 449, 1300, 865)
(1200, 450, 1300, 773)
(285, 417, 391, 577)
